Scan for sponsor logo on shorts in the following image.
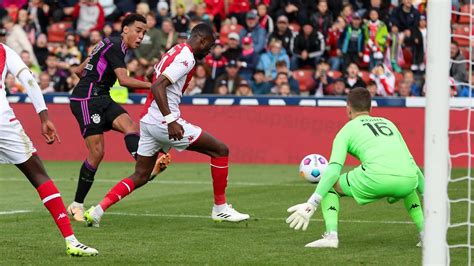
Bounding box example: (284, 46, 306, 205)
(91, 114, 101, 124)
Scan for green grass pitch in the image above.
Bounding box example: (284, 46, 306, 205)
(0, 162, 471, 265)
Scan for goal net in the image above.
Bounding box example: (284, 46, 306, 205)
(424, 1, 473, 265)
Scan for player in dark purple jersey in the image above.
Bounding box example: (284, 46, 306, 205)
(68, 13, 170, 221)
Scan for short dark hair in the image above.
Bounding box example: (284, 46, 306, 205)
(121, 13, 147, 31)
(190, 23, 214, 39)
(275, 60, 288, 68)
(347, 87, 371, 112)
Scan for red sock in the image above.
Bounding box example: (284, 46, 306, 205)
(210, 157, 228, 205)
(36, 180, 74, 238)
(99, 178, 135, 211)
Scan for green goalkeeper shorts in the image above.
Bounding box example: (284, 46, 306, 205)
(338, 166, 418, 205)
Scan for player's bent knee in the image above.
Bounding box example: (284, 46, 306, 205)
(216, 142, 229, 157)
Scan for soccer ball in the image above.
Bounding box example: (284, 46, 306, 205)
(299, 154, 328, 183)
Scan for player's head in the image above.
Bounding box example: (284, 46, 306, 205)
(346, 87, 371, 119)
(121, 13, 147, 49)
(188, 23, 216, 60)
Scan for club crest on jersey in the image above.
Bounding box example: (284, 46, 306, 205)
(91, 114, 101, 124)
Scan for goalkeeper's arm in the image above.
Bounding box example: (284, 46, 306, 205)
(307, 163, 343, 206)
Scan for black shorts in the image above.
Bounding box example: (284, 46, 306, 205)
(70, 96, 127, 138)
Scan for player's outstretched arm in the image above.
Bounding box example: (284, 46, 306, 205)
(115, 68, 152, 89)
(151, 75, 184, 140)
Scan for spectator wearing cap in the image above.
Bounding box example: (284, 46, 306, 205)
(214, 60, 243, 94)
(34, 33, 49, 69)
(311, 60, 334, 96)
(257, 3, 274, 34)
(257, 39, 290, 80)
(39, 72, 55, 94)
(268, 15, 294, 57)
(250, 69, 272, 95)
(235, 79, 253, 96)
(390, 0, 420, 34)
(135, 12, 162, 67)
(343, 62, 366, 93)
(238, 36, 259, 81)
(223, 33, 242, 61)
(228, 0, 251, 26)
(158, 18, 178, 55)
(309, 0, 333, 37)
(326, 16, 346, 71)
(156, 0, 170, 27)
(291, 23, 325, 70)
(205, 40, 228, 82)
(215, 80, 229, 95)
(2, 16, 39, 65)
(337, 13, 364, 71)
(275, 60, 299, 94)
(240, 10, 267, 54)
(204, 0, 225, 32)
(72, 0, 105, 40)
(172, 2, 190, 33)
(362, 8, 388, 69)
(406, 14, 427, 71)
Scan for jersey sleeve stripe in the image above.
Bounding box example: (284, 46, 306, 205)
(97, 43, 114, 82)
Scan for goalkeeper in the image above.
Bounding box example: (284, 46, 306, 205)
(286, 88, 424, 248)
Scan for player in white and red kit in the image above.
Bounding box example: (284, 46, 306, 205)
(84, 23, 249, 227)
(0, 43, 98, 256)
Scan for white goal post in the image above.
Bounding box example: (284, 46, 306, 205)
(423, 0, 451, 265)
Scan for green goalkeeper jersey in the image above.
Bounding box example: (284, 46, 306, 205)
(329, 115, 418, 177)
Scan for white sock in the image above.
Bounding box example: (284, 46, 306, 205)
(94, 205, 104, 217)
(213, 203, 227, 212)
(72, 201, 83, 207)
(65, 235, 78, 243)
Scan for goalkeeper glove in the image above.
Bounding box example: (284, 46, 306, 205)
(286, 202, 318, 231)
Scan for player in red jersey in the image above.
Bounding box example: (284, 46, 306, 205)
(0, 43, 97, 256)
(84, 23, 249, 227)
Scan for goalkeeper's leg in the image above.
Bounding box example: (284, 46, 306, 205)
(306, 172, 355, 248)
(403, 190, 424, 246)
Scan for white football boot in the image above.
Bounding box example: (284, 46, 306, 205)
(67, 202, 85, 222)
(84, 206, 102, 228)
(66, 238, 99, 256)
(305, 232, 339, 248)
(211, 204, 249, 222)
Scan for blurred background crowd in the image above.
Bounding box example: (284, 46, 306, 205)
(0, 0, 471, 97)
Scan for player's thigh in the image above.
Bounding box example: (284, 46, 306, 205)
(137, 121, 165, 158)
(341, 167, 381, 205)
(107, 102, 137, 134)
(0, 118, 37, 165)
(335, 172, 354, 197)
(70, 99, 106, 138)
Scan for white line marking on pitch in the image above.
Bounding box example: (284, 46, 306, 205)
(0, 209, 412, 225)
(0, 210, 31, 215)
(106, 212, 413, 225)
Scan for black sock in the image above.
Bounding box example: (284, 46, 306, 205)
(74, 160, 97, 203)
(124, 133, 140, 160)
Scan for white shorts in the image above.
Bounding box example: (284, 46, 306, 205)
(0, 113, 36, 164)
(137, 118, 202, 157)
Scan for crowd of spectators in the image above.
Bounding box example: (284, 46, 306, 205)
(0, 0, 470, 98)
